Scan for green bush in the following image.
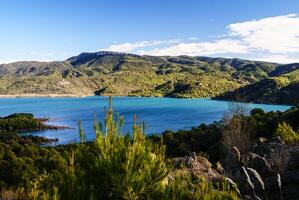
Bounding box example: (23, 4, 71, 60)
(275, 122, 299, 143)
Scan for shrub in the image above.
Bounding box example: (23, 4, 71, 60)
(275, 122, 299, 144)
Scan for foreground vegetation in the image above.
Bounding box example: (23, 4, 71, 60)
(154, 103, 299, 161)
(1, 97, 299, 199)
(151, 103, 299, 200)
(0, 98, 239, 200)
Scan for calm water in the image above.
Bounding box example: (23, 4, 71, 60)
(0, 96, 290, 144)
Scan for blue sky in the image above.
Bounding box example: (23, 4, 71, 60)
(1, 0, 299, 63)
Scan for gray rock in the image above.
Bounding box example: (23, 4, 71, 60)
(247, 153, 275, 177)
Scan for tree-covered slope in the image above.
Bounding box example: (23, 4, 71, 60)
(214, 77, 299, 105)
(269, 63, 299, 77)
(0, 51, 282, 98)
(214, 62, 299, 105)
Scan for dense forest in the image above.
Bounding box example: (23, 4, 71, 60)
(0, 98, 298, 199)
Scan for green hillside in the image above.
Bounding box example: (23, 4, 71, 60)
(0, 51, 280, 98)
(1, 51, 299, 104)
(214, 77, 299, 105)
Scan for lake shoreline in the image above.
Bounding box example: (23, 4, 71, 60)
(0, 94, 89, 98)
(0, 93, 294, 106)
(0, 97, 290, 145)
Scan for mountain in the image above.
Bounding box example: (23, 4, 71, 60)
(214, 64, 299, 105)
(0, 51, 298, 104)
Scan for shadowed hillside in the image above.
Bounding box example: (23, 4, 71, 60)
(215, 69, 299, 105)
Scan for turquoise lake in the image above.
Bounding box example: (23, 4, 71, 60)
(0, 96, 291, 144)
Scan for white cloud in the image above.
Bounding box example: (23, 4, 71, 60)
(253, 54, 299, 64)
(0, 52, 56, 64)
(137, 39, 249, 56)
(0, 58, 53, 64)
(188, 37, 198, 40)
(100, 40, 179, 52)
(0, 59, 16, 64)
(3, 14, 299, 64)
(102, 41, 150, 52)
(101, 13, 299, 63)
(228, 14, 299, 54)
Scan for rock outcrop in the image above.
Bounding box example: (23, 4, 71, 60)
(172, 153, 224, 182)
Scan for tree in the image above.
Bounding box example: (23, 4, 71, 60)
(222, 102, 254, 154)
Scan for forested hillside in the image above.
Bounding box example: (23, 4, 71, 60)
(1, 51, 298, 104)
(215, 70, 299, 105)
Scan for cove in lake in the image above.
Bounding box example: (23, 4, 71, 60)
(0, 96, 290, 144)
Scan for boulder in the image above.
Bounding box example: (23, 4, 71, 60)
(245, 153, 275, 177)
(287, 149, 299, 170)
(172, 154, 223, 181)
